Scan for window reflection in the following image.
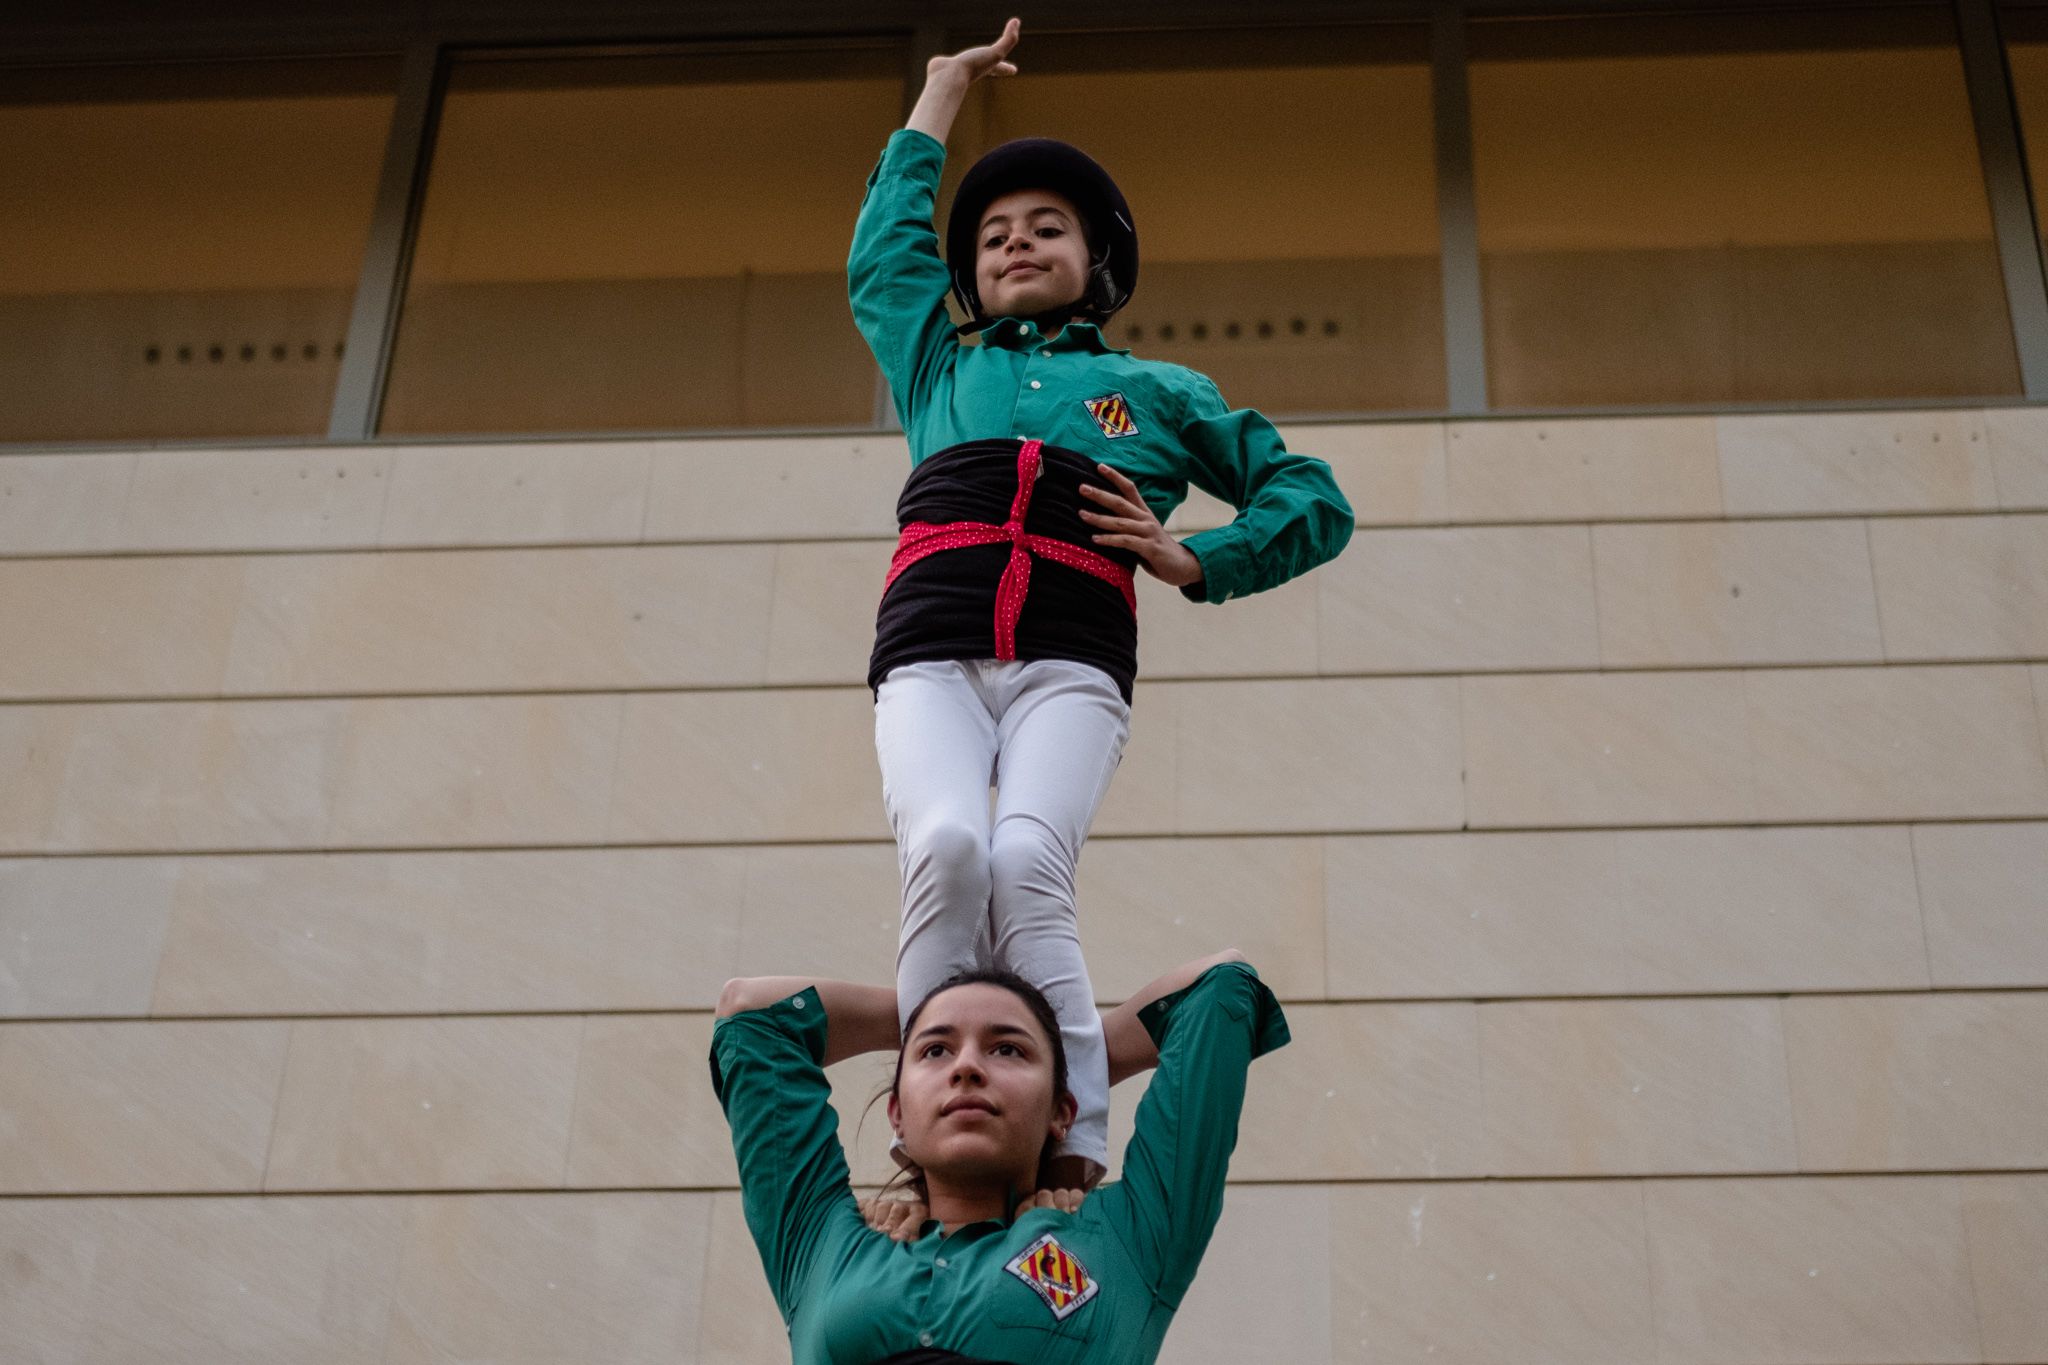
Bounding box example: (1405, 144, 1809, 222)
(0, 58, 397, 443)
(378, 45, 902, 435)
(943, 24, 1444, 415)
(1468, 8, 2020, 406)
(2000, 6, 2048, 265)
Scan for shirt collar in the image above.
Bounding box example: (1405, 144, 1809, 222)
(979, 316, 1129, 356)
(919, 1216, 1009, 1245)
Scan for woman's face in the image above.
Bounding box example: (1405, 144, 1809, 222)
(889, 982, 1075, 1186)
(974, 187, 1090, 321)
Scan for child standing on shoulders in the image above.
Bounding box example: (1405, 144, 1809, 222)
(852, 17, 1352, 1192)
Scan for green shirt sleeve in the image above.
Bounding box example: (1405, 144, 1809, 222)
(847, 127, 960, 431)
(708, 989, 858, 1324)
(1172, 373, 1355, 604)
(1097, 961, 1290, 1307)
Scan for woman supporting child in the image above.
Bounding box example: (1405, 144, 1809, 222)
(712, 953, 1288, 1364)
(713, 20, 1350, 1359)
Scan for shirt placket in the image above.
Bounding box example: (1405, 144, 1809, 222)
(910, 1225, 981, 1350)
(1007, 324, 1060, 437)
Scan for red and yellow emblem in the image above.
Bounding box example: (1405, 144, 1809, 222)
(1004, 1232, 1100, 1321)
(1083, 391, 1139, 439)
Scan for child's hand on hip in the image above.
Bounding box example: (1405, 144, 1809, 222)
(1081, 463, 1205, 590)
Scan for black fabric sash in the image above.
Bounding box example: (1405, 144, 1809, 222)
(869, 439, 1142, 703)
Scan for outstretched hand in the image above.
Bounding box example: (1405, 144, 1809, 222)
(928, 17, 1021, 85)
(1080, 463, 1205, 589)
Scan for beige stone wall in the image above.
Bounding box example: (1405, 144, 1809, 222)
(3, 407, 2048, 1362)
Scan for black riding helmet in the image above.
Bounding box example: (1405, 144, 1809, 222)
(944, 138, 1139, 325)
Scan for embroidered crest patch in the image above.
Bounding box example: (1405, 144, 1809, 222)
(1083, 391, 1139, 439)
(1004, 1232, 1100, 1321)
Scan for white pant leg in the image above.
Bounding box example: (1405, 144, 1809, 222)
(874, 661, 1002, 1031)
(986, 659, 1131, 1176)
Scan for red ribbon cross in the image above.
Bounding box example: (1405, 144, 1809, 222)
(883, 439, 1139, 660)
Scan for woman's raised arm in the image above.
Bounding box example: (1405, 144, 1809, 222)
(1101, 948, 1247, 1086)
(1090, 954, 1287, 1305)
(716, 944, 1245, 1084)
(717, 977, 899, 1066)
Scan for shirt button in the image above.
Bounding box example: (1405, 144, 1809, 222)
(1030, 380, 1042, 389)
(791, 996, 805, 1010)
(935, 1257, 949, 1269)
(1040, 349, 1051, 358)
(919, 1333, 934, 1348)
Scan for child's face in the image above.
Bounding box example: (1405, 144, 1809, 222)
(974, 187, 1091, 321)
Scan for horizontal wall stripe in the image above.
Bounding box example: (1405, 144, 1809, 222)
(1, 1176, 2039, 1365)
(5, 408, 2047, 558)
(4, 990, 2045, 1193)
(2, 665, 2044, 853)
(13, 822, 2044, 1018)
(4, 516, 2044, 701)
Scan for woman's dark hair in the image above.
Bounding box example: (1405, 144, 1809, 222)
(872, 968, 1073, 1198)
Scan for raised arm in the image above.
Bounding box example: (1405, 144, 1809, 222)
(848, 20, 1025, 430)
(1101, 948, 1245, 1085)
(720, 947, 1243, 1134)
(717, 976, 899, 1065)
(1090, 956, 1289, 1305)
(907, 17, 1020, 144)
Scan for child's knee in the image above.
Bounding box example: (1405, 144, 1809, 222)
(904, 819, 989, 893)
(987, 818, 1072, 896)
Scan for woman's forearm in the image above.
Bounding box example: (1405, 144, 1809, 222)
(1101, 949, 1247, 1086)
(716, 977, 900, 1066)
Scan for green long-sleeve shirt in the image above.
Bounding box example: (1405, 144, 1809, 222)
(848, 128, 1353, 604)
(709, 962, 1290, 1365)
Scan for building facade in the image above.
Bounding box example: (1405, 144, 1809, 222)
(3, 2, 2047, 1362)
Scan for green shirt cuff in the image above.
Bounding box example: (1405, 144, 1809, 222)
(708, 986, 830, 1104)
(867, 127, 945, 191)
(1137, 961, 1290, 1058)
(1177, 524, 1253, 604)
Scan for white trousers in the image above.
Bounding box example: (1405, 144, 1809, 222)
(874, 658, 1130, 1174)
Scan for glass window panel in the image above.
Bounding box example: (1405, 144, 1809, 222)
(942, 24, 1443, 415)
(0, 58, 399, 443)
(378, 45, 902, 435)
(1469, 8, 2020, 407)
(2001, 6, 2048, 263)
